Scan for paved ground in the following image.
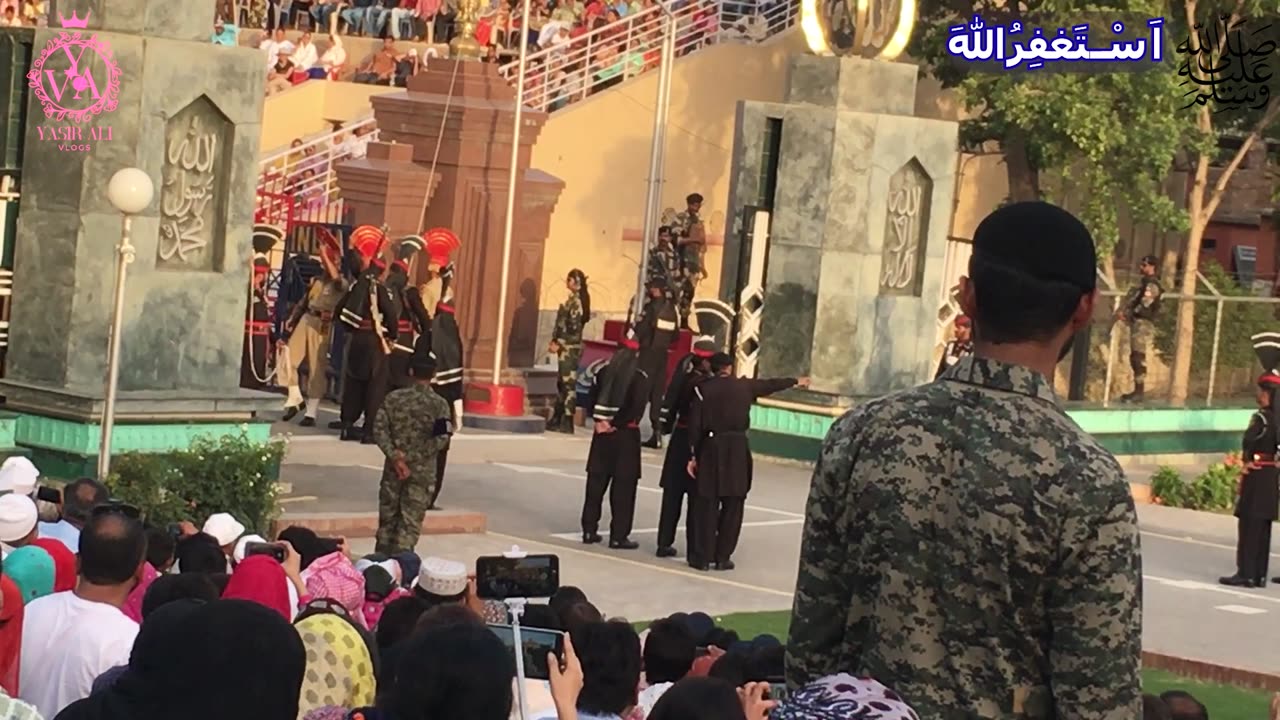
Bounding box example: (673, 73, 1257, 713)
(274, 405, 1280, 675)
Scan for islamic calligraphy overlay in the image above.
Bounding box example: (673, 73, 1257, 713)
(159, 99, 231, 271)
(1176, 16, 1277, 112)
(946, 13, 1166, 72)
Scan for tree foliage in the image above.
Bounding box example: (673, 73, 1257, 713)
(910, 0, 1195, 256)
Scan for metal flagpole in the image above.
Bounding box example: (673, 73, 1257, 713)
(99, 216, 135, 480)
(632, 3, 677, 323)
(493, 0, 535, 384)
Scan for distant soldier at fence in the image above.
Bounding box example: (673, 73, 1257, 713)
(547, 269, 591, 434)
(672, 193, 706, 328)
(1115, 255, 1163, 403)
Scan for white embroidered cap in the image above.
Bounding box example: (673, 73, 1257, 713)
(0, 457, 38, 497)
(416, 556, 468, 597)
(202, 512, 246, 547)
(0, 494, 36, 544)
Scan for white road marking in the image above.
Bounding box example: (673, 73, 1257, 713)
(1215, 604, 1267, 615)
(1144, 575, 1280, 604)
(278, 495, 318, 504)
(549, 518, 802, 540)
(489, 462, 805, 518)
(284, 433, 545, 443)
(1143, 530, 1280, 559)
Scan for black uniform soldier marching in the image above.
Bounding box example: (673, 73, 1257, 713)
(686, 354, 807, 571)
(934, 314, 973, 380)
(582, 337, 649, 549)
(636, 277, 679, 448)
(1116, 255, 1163, 403)
(428, 229, 464, 511)
(654, 336, 716, 559)
(547, 269, 590, 434)
(241, 224, 282, 390)
(386, 235, 433, 392)
(1221, 333, 1280, 588)
(334, 225, 399, 443)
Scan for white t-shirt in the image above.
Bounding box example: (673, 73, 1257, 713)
(19, 591, 139, 718)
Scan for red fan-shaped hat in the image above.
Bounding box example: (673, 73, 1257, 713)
(351, 225, 384, 260)
(425, 228, 460, 268)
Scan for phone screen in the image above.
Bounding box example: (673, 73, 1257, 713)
(488, 623, 565, 681)
(767, 682, 789, 703)
(244, 542, 285, 562)
(475, 555, 560, 599)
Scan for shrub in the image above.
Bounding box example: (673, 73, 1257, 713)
(106, 431, 286, 534)
(1149, 455, 1239, 513)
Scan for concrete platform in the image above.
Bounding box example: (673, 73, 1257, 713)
(274, 508, 486, 538)
(464, 413, 546, 434)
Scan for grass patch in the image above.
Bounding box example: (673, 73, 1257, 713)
(655, 610, 1271, 720)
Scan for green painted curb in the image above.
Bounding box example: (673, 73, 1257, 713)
(13, 414, 273, 456)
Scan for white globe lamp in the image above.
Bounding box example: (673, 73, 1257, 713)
(106, 167, 154, 215)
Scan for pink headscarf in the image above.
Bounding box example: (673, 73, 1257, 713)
(122, 562, 160, 622)
(303, 552, 367, 628)
(223, 555, 293, 620)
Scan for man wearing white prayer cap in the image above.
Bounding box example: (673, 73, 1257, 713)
(0, 494, 39, 556)
(202, 512, 246, 572)
(0, 457, 38, 496)
(232, 533, 268, 565)
(413, 556, 468, 605)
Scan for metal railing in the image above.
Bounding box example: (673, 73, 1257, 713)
(498, 0, 799, 113)
(255, 117, 380, 233)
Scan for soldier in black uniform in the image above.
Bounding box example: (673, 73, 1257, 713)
(686, 354, 806, 571)
(429, 259, 464, 510)
(1115, 255, 1163, 403)
(654, 336, 716, 559)
(334, 227, 399, 443)
(636, 278, 680, 449)
(241, 225, 281, 390)
(646, 225, 681, 294)
(582, 339, 649, 550)
(1223, 335, 1280, 587)
(934, 314, 973, 380)
(386, 236, 433, 392)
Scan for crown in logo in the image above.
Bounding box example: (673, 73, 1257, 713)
(57, 10, 90, 29)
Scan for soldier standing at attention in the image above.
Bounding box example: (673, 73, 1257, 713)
(386, 236, 433, 392)
(372, 343, 454, 554)
(1221, 337, 1280, 588)
(428, 242, 464, 511)
(279, 230, 346, 426)
(241, 226, 280, 390)
(636, 277, 679, 449)
(646, 225, 681, 294)
(933, 314, 973, 380)
(654, 336, 716, 559)
(547, 269, 590, 434)
(1115, 254, 1163, 403)
(786, 202, 1141, 719)
(334, 226, 399, 443)
(686, 353, 803, 571)
(582, 339, 649, 550)
(672, 193, 706, 328)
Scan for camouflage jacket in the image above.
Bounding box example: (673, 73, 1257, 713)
(552, 293, 585, 348)
(646, 243, 681, 288)
(1123, 276, 1163, 322)
(373, 384, 453, 483)
(786, 355, 1142, 720)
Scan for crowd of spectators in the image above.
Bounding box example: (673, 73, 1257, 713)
(0, 0, 46, 28)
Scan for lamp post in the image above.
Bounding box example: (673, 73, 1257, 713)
(100, 168, 155, 481)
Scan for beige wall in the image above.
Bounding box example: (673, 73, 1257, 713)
(533, 32, 809, 313)
(260, 81, 397, 155)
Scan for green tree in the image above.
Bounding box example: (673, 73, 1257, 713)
(910, 0, 1194, 264)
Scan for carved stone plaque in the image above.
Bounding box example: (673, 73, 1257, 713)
(158, 96, 232, 271)
(879, 158, 933, 297)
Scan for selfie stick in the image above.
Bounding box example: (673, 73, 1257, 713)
(503, 546, 531, 720)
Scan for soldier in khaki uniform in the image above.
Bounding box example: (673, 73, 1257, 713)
(279, 231, 346, 427)
(787, 202, 1141, 719)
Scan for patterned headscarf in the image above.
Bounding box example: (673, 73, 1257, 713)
(772, 675, 920, 720)
(295, 613, 376, 719)
(303, 552, 367, 629)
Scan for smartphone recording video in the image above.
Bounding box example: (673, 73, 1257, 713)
(475, 554, 560, 599)
(488, 623, 565, 681)
(244, 541, 286, 563)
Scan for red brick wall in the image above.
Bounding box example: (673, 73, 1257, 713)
(1202, 218, 1277, 285)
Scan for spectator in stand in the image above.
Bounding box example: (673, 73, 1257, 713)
(267, 49, 298, 95)
(138, 573, 220, 619)
(535, 621, 640, 720)
(260, 27, 295, 69)
(293, 30, 320, 81)
(319, 33, 347, 78)
(0, 8, 18, 26)
(19, 0, 42, 25)
(211, 18, 239, 45)
(29, 538, 73, 593)
(390, 0, 419, 40)
(0, 494, 38, 555)
(365, 0, 398, 37)
(341, 0, 377, 34)
(19, 511, 144, 718)
(483, 43, 501, 63)
(312, 0, 340, 33)
(637, 618, 697, 714)
(395, 48, 422, 86)
(3, 546, 53, 605)
(1161, 691, 1208, 720)
(354, 38, 403, 83)
(37, 477, 108, 554)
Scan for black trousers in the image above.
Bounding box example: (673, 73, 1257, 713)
(656, 485, 694, 552)
(340, 357, 388, 439)
(644, 357, 669, 432)
(581, 472, 637, 541)
(1237, 516, 1273, 581)
(690, 496, 745, 565)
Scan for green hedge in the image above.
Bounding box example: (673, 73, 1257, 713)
(106, 431, 286, 534)
(1149, 456, 1239, 513)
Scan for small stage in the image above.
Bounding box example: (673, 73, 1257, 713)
(748, 399, 1255, 464)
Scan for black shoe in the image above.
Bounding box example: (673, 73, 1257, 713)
(299, 416, 316, 427)
(1219, 574, 1254, 587)
(555, 418, 575, 435)
(582, 532, 603, 545)
(642, 435, 662, 449)
(340, 429, 360, 442)
(715, 559, 736, 571)
(609, 538, 639, 550)
(426, 505, 442, 511)
(361, 436, 376, 445)
(328, 420, 345, 430)
(1273, 576, 1280, 584)
(656, 546, 677, 558)
(545, 413, 562, 430)
(282, 405, 301, 421)
(688, 560, 710, 571)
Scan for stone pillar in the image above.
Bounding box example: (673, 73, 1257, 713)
(336, 60, 564, 371)
(723, 55, 959, 398)
(1, 0, 272, 472)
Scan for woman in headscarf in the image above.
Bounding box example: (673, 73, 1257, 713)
(57, 599, 306, 720)
(0, 575, 23, 698)
(301, 550, 366, 628)
(2, 547, 52, 605)
(222, 555, 300, 620)
(295, 613, 377, 720)
(277, 526, 341, 572)
(771, 675, 920, 720)
(29, 539, 74, 593)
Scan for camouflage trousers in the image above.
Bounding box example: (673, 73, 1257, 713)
(1130, 319, 1154, 385)
(375, 464, 437, 555)
(556, 346, 582, 419)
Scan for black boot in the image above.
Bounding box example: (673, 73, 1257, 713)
(328, 420, 345, 430)
(282, 405, 301, 422)
(582, 532, 602, 545)
(555, 416, 575, 435)
(1219, 574, 1255, 587)
(545, 408, 563, 430)
(299, 417, 316, 427)
(656, 546, 677, 558)
(609, 538, 639, 550)
(642, 435, 662, 449)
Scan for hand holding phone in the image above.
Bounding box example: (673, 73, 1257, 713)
(738, 682, 777, 720)
(475, 554, 560, 599)
(245, 541, 287, 563)
(549, 633, 584, 716)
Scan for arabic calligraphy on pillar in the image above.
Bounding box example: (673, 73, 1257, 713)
(800, 0, 916, 61)
(879, 159, 931, 296)
(159, 114, 219, 267)
(946, 15, 1166, 71)
(1176, 15, 1277, 111)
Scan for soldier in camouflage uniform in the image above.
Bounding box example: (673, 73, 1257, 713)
(646, 226, 682, 298)
(787, 202, 1141, 719)
(672, 193, 705, 328)
(1115, 254, 1163, 403)
(372, 343, 454, 554)
(547, 268, 591, 434)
